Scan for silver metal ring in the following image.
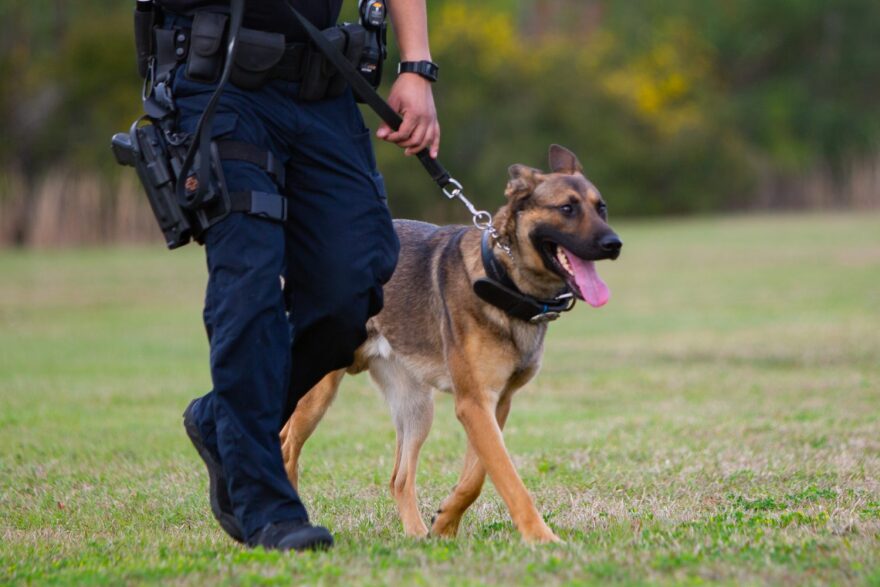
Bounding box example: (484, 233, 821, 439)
(472, 211, 492, 229)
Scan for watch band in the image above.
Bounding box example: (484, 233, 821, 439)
(397, 60, 439, 83)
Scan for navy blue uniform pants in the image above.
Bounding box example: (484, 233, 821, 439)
(171, 69, 399, 540)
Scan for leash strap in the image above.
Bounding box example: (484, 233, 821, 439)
(284, 2, 452, 189)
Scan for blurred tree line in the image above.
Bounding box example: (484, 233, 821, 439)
(1, 0, 878, 245)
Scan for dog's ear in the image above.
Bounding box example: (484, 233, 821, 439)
(548, 144, 583, 175)
(506, 164, 543, 201)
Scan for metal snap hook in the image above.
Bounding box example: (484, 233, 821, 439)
(442, 178, 464, 200)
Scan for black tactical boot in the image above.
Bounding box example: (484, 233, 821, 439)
(183, 398, 245, 543)
(249, 520, 334, 552)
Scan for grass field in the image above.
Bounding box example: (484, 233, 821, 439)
(1, 212, 879, 586)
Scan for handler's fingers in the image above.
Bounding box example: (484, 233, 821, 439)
(429, 122, 441, 158)
(376, 94, 403, 140)
(400, 119, 428, 150)
(382, 111, 417, 144)
(376, 122, 392, 140)
(405, 124, 433, 157)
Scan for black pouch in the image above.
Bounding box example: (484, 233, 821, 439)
(185, 12, 228, 83)
(230, 28, 286, 90)
(324, 24, 366, 97)
(299, 27, 348, 101)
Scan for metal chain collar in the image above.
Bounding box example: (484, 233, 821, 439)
(442, 178, 513, 258)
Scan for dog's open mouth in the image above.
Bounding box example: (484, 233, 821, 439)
(543, 243, 610, 308)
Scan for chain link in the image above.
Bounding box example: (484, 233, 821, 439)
(442, 178, 513, 258)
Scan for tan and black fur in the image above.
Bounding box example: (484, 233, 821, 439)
(280, 145, 621, 543)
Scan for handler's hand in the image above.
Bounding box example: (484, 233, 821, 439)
(376, 74, 440, 158)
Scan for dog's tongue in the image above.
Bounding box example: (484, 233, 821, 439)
(562, 248, 610, 308)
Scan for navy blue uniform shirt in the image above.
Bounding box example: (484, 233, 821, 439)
(156, 0, 344, 41)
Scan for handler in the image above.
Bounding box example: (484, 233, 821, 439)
(153, 0, 440, 551)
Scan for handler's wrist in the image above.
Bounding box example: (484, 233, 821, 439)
(398, 60, 439, 83)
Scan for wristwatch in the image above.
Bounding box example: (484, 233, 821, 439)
(397, 60, 440, 83)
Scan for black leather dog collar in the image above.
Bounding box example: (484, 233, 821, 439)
(472, 231, 575, 324)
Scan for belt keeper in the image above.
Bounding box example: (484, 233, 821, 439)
(248, 191, 287, 221)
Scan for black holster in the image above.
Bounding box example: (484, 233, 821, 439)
(112, 118, 288, 248)
(112, 122, 196, 249)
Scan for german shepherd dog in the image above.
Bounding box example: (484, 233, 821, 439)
(279, 145, 622, 543)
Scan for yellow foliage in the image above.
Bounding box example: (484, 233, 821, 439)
(432, 2, 524, 76)
(432, 4, 713, 139)
(600, 21, 712, 137)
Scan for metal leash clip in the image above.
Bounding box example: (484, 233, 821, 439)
(442, 178, 513, 258)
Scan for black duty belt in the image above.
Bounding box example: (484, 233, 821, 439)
(153, 26, 310, 84)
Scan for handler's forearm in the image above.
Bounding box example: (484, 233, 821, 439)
(388, 0, 432, 62)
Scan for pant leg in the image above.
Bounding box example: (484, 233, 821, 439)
(282, 89, 400, 418)
(201, 210, 310, 538)
(171, 70, 310, 540)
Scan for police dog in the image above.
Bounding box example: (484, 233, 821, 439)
(280, 145, 621, 543)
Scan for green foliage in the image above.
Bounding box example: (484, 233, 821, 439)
(51, 11, 144, 171)
(1, 0, 878, 216)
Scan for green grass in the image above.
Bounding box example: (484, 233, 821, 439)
(1, 212, 879, 586)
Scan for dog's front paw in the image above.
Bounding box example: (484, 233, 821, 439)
(403, 519, 429, 539)
(533, 532, 563, 544)
(430, 509, 461, 538)
(521, 522, 563, 544)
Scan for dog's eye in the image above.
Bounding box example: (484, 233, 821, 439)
(597, 202, 608, 219)
(559, 204, 574, 216)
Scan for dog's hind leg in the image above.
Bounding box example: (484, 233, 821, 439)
(370, 358, 434, 538)
(279, 369, 345, 490)
(430, 395, 512, 538)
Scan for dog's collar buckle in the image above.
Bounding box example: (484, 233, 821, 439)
(529, 311, 561, 325)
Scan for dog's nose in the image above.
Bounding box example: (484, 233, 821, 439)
(599, 234, 622, 258)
